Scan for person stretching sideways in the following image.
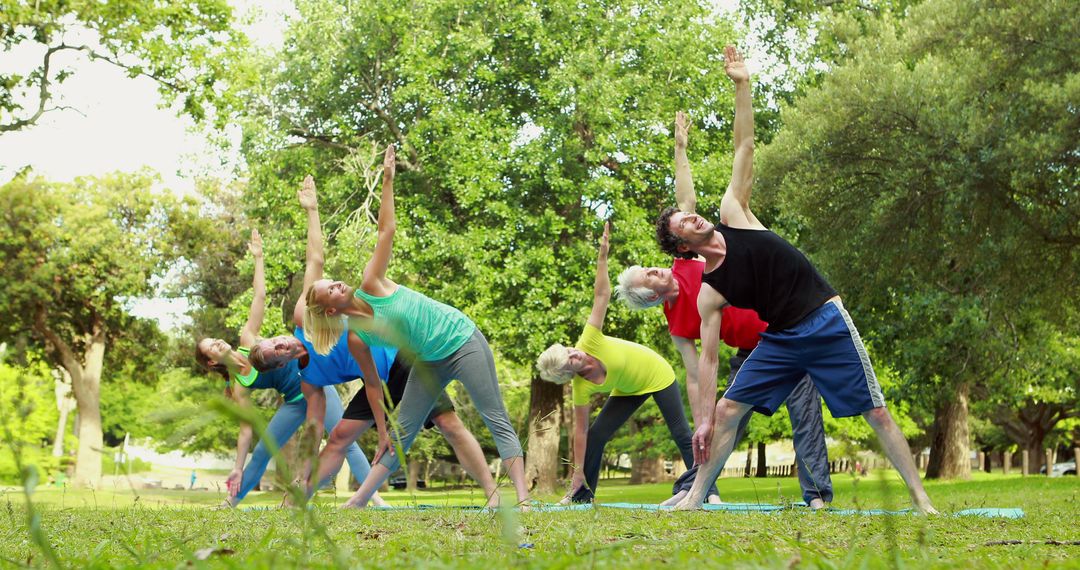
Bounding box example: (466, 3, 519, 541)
(302, 146, 529, 508)
(195, 229, 372, 506)
(537, 223, 714, 504)
(616, 111, 833, 509)
(654, 46, 936, 513)
(250, 174, 498, 506)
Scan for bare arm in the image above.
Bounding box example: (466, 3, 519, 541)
(346, 332, 392, 462)
(362, 145, 397, 295)
(693, 285, 727, 464)
(226, 384, 254, 496)
(230, 385, 255, 470)
(674, 111, 696, 214)
(295, 176, 322, 327)
(239, 229, 265, 348)
(299, 380, 326, 453)
(671, 335, 702, 426)
(572, 404, 589, 487)
(718, 45, 764, 230)
(586, 222, 611, 330)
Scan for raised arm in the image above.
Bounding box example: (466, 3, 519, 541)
(718, 45, 764, 230)
(239, 229, 265, 348)
(693, 285, 727, 464)
(294, 175, 323, 327)
(586, 222, 612, 330)
(361, 145, 397, 295)
(674, 111, 696, 214)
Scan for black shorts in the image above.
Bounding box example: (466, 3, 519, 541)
(341, 358, 454, 429)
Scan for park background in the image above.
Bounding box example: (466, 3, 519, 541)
(0, 0, 1077, 567)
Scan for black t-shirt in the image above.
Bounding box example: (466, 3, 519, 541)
(701, 224, 837, 332)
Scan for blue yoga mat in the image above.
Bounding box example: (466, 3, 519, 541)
(244, 503, 1024, 518)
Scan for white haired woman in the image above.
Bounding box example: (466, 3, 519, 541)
(537, 223, 715, 503)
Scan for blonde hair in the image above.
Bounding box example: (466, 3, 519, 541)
(614, 265, 663, 310)
(303, 286, 346, 356)
(536, 343, 573, 384)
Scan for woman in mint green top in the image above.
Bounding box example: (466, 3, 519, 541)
(195, 229, 372, 506)
(302, 145, 528, 509)
(536, 223, 704, 503)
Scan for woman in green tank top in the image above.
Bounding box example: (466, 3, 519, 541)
(194, 229, 278, 504)
(302, 145, 529, 509)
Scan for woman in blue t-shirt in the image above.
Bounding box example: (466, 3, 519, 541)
(195, 228, 372, 506)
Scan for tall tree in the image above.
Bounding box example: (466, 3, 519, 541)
(0, 173, 190, 486)
(756, 0, 1079, 478)
(220, 0, 744, 491)
(0, 0, 243, 133)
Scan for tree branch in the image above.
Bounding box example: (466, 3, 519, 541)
(33, 305, 82, 377)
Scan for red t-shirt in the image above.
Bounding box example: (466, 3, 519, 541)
(662, 258, 768, 350)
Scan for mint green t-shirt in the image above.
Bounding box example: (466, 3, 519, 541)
(571, 324, 676, 406)
(353, 285, 476, 362)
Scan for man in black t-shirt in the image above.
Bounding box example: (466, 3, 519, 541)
(654, 45, 935, 514)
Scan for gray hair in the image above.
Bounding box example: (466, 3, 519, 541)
(536, 343, 574, 384)
(614, 265, 663, 310)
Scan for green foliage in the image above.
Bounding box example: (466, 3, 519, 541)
(0, 359, 60, 483)
(0, 0, 245, 132)
(221, 0, 744, 362)
(755, 0, 1078, 455)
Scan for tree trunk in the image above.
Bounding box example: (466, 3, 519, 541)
(744, 446, 753, 477)
(925, 383, 971, 480)
(756, 442, 767, 478)
(524, 376, 562, 494)
(52, 368, 75, 458)
(630, 455, 665, 484)
(406, 459, 421, 492)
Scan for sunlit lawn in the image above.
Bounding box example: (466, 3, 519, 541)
(2, 472, 1078, 568)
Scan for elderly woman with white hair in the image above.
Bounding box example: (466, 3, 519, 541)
(537, 222, 715, 504)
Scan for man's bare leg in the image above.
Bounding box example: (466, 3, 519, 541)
(862, 407, 937, 514)
(674, 398, 752, 510)
(430, 412, 500, 507)
(311, 418, 387, 507)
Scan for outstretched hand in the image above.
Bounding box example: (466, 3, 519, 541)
(598, 221, 610, 258)
(247, 228, 263, 258)
(675, 111, 690, 149)
(382, 145, 396, 181)
(298, 175, 317, 210)
(723, 45, 749, 84)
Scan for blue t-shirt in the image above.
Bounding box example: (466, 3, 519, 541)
(293, 327, 397, 387)
(233, 347, 304, 402)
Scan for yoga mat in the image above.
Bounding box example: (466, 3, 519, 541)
(244, 502, 1023, 518)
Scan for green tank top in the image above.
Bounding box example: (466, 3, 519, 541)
(353, 285, 476, 361)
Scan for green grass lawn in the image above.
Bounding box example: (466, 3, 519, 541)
(2, 472, 1078, 569)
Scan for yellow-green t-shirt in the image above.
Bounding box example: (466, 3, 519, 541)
(571, 324, 676, 406)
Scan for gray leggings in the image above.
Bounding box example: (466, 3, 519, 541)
(376, 328, 523, 471)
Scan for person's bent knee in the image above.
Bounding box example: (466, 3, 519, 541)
(714, 398, 744, 422)
(861, 406, 890, 424)
(326, 427, 356, 451)
(431, 411, 462, 434)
